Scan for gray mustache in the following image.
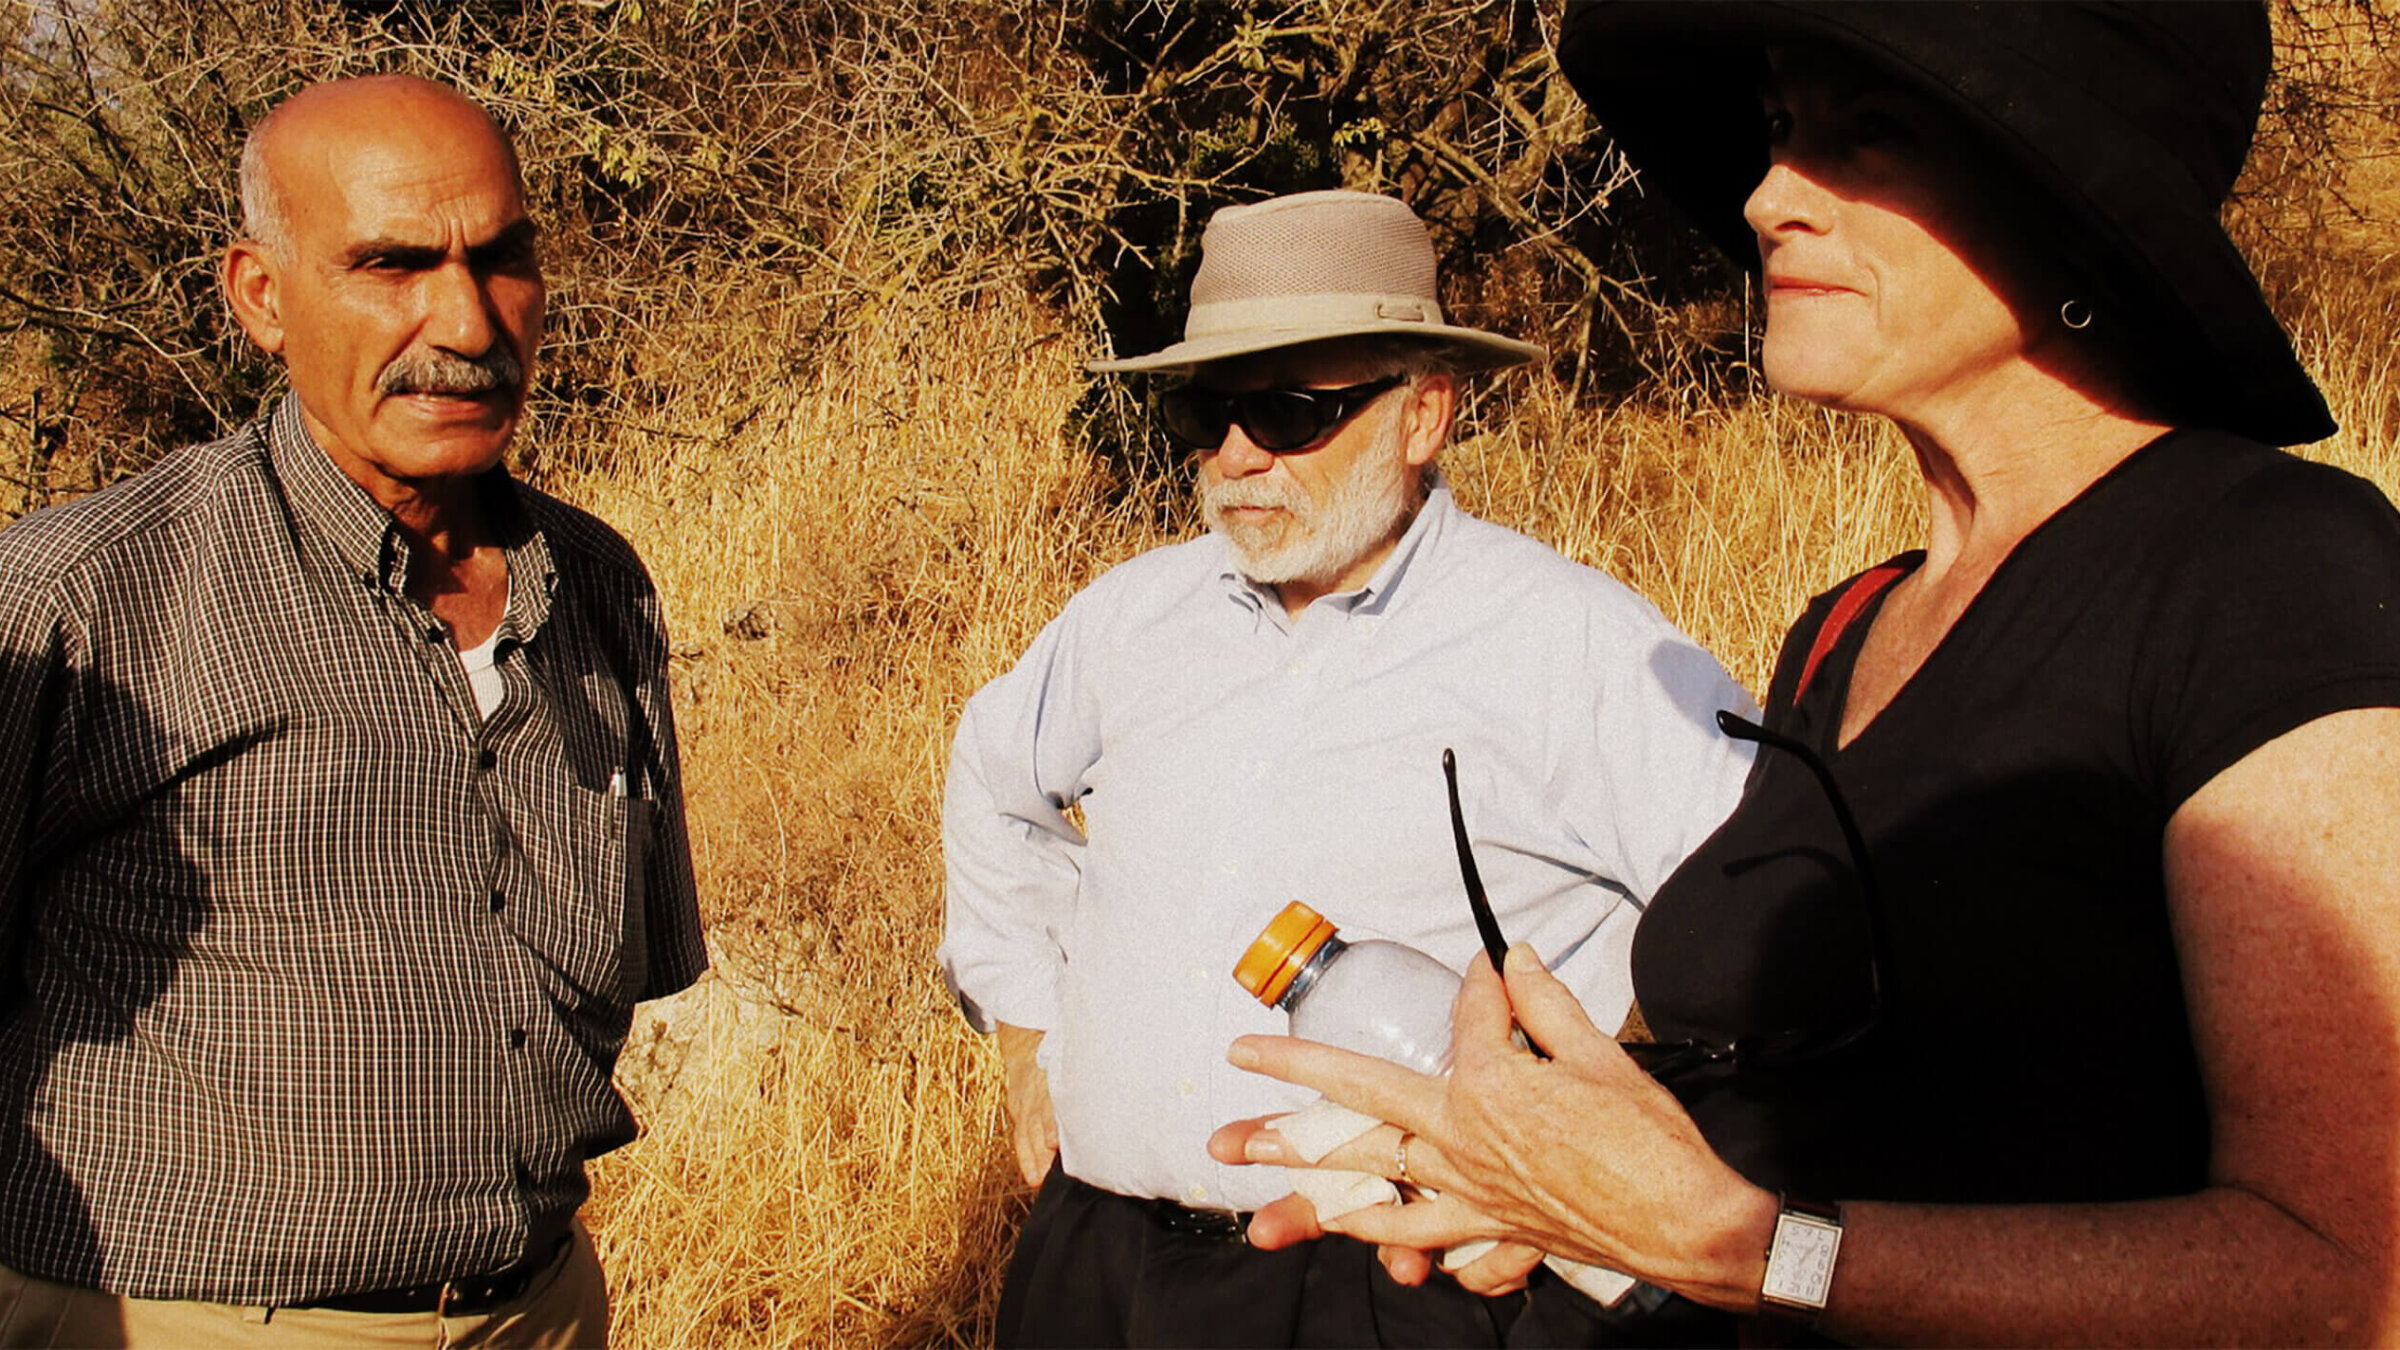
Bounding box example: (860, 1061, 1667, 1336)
(378, 347, 524, 397)
(1207, 480, 1299, 511)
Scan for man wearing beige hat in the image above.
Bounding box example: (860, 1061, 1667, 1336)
(939, 190, 1753, 1346)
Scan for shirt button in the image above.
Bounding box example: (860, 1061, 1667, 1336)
(1178, 1079, 1195, 1097)
(489, 890, 506, 913)
(1190, 967, 1209, 985)
(1187, 1183, 1208, 1203)
(476, 749, 498, 771)
(507, 1027, 528, 1050)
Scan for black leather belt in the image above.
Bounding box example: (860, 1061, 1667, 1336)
(1143, 1197, 1251, 1243)
(295, 1234, 571, 1316)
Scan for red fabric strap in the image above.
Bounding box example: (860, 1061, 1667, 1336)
(1793, 563, 1909, 709)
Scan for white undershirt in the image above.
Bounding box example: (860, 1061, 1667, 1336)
(456, 621, 506, 719)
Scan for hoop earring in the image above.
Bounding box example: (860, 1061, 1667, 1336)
(2059, 298, 2094, 331)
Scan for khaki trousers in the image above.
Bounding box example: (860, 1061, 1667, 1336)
(0, 1223, 608, 1350)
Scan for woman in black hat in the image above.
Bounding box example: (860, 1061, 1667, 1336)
(1211, 3, 2400, 1343)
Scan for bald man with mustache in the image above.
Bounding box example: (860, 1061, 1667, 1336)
(0, 75, 703, 1348)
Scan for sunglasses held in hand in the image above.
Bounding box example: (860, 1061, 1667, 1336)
(1446, 716, 1892, 1085)
(1619, 712, 1893, 1082)
(1157, 376, 1404, 452)
(1444, 748, 1546, 1058)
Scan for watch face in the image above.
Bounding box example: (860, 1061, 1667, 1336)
(1761, 1210, 1843, 1310)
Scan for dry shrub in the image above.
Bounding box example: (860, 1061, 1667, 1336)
(2, 3, 2398, 1347)
(561, 305, 2397, 1347)
(1, 0, 2390, 496)
(0, 0, 1669, 503)
(555, 279, 2399, 1350)
(553, 294, 1170, 1346)
(1445, 382, 1924, 693)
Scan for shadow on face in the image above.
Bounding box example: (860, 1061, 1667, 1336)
(1194, 336, 1417, 396)
(1744, 44, 2154, 430)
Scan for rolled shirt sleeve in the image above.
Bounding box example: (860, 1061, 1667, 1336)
(939, 599, 1103, 1034)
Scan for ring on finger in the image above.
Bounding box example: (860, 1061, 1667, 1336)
(1394, 1130, 1414, 1185)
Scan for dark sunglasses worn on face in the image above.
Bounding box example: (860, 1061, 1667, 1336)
(1157, 375, 1404, 453)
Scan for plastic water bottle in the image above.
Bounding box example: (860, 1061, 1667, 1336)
(1232, 900, 1458, 1074)
(1231, 900, 1647, 1312)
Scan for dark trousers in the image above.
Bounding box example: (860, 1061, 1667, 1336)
(996, 1165, 1521, 1348)
(996, 1166, 1754, 1349)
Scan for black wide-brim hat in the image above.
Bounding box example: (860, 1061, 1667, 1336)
(1556, 1, 2335, 446)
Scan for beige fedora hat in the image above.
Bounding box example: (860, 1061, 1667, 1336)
(1088, 190, 1549, 375)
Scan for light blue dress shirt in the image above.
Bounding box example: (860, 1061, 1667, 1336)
(940, 484, 1756, 1210)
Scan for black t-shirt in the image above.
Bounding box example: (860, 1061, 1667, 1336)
(1633, 429, 2400, 1205)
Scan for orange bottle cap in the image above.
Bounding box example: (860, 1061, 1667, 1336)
(1233, 901, 1340, 1007)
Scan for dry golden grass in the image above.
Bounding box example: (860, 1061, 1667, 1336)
(0, 6, 2385, 1344)
(548, 250, 2400, 1345)
(556, 299, 1151, 1347)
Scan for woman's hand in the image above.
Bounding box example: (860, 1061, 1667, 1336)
(1213, 1162, 1540, 1291)
(1211, 946, 1779, 1311)
(1209, 1124, 1520, 1255)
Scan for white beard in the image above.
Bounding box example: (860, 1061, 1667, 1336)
(1201, 403, 1421, 588)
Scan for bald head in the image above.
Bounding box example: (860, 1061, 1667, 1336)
(239, 75, 520, 260)
(222, 71, 543, 501)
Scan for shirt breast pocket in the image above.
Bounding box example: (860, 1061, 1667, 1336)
(618, 792, 653, 1003)
(564, 784, 652, 1010)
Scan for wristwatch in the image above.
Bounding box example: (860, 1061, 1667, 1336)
(1759, 1194, 1844, 1315)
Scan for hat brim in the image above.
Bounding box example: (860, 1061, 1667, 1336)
(1088, 320, 1548, 376)
(1557, 1, 2334, 446)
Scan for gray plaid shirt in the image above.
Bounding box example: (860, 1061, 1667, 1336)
(0, 395, 706, 1303)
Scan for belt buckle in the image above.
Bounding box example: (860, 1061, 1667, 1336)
(438, 1234, 565, 1317)
(292, 1234, 567, 1317)
(1146, 1198, 1250, 1243)
(438, 1272, 514, 1318)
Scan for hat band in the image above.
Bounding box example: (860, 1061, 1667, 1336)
(1184, 292, 1452, 342)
